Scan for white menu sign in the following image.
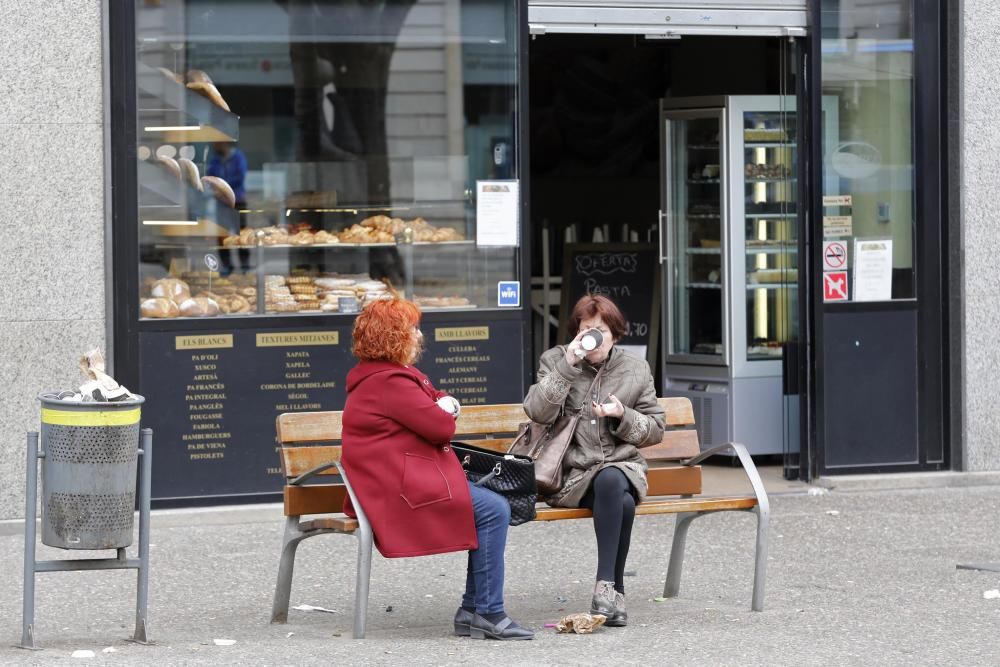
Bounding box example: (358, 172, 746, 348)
(476, 180, 520, 247)
(853, 238, 893, 301)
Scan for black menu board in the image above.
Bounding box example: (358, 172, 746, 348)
(559, 243, 661, 368)
(139, 318, 525, 503)
(139, 327, 353, 501)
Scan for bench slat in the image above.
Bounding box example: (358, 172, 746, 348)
(455, 404, 527, 435)
(281, 445, 342, 478)
(284, 484, 348, 517)
(276, 412, 343, 444)
(659, 397, 695, 427)
(647, 465, 702, 495)
(301, 517, 358, 533)
(641, 430, 700, 461)
(533, 496, 757, 521)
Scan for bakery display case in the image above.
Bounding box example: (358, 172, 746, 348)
(660, 96, 837, 455)
(133, 2, 521, 323)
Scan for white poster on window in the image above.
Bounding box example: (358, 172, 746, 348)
(853, 238, 893, 302)
(476, 180, 519, 247)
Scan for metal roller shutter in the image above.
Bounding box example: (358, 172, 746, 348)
(527, 0, 808, 37)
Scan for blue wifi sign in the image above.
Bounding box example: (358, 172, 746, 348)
(497, 281, 520, 307)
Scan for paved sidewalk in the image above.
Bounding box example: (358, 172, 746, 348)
(2, 484, 1000, 665)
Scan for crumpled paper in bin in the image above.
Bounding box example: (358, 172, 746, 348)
(555, 613, 607, 634)
(59, 349, 135, 402)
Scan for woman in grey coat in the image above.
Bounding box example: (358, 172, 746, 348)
(523, 295, 665, 627)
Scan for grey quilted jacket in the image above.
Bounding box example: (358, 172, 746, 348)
(523, 345, 665, 507)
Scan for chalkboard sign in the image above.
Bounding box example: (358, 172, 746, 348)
(559, 243, 661, 368)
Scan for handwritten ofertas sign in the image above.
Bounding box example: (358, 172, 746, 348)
(476, 180, 519, 247)
(853, 238, 893, 302)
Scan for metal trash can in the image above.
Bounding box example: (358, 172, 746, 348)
(37, 393, 145, 550)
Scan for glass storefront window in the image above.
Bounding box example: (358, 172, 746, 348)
(821, 0, 914, 300)
(135, 0, 520, 319)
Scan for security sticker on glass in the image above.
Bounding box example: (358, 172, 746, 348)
(497, 281, 520, 307)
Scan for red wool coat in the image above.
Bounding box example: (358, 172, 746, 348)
(341, 361, 477, 558)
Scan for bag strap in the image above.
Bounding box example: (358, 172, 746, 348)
(572, 363, 606, 416)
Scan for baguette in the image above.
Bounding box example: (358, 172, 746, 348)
(186, 69, 213, 85)
(186, 81, 230, 112)
(177, 158, 203, 192)
(202, 176, 236, 208)
(157, 156, 181, 180)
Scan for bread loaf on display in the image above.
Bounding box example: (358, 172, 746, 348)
(150, 278, 191, 303)
(140, 298, 180, 318)
(178, 297, 220, 317)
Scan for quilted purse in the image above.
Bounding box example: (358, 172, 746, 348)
(451, 441, 537, 526)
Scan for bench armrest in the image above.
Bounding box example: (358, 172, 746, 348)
(289, 462, 339, 486)
(682, 442, 770, 516)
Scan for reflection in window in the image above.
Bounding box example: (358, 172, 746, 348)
(821, 1, 915, 300)
(136, 0, 520, 319)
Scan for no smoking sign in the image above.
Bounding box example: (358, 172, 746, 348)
(822, 241, 848, 271)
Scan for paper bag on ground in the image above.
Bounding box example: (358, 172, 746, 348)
(556, 613, 607, 634)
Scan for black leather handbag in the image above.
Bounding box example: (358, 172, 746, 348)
(451, 442, 537, 526)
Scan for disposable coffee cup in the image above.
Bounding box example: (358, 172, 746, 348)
(581, 329, 603, 351)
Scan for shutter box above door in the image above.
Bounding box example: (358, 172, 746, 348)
(528, 0, 807, 37)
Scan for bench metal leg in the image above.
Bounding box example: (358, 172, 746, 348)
(663, 511, 698, 599)
(271, 517, 306, 624)
(751, 505, 769, 612)
(353, 524, 374, 639)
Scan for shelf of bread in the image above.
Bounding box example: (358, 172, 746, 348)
(139, 271, 402, 319)
(137, 63, 239, 142)
(221, 215, 467, 248)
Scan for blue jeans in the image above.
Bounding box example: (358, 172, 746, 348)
(462, 482, 510, 615)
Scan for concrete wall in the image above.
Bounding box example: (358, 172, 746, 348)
(960, 0, 1000, 470)
(0, 1, 106, 519)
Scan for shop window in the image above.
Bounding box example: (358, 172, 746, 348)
(134, 0, 521, 320)
(821, 0, 915, 301)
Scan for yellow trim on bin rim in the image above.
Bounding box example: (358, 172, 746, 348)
(41, 407, 141, 427)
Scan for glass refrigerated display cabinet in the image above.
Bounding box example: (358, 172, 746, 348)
(659, 95, 837, 455)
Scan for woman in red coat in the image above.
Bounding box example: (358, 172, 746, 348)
(341, 298, 532, 640)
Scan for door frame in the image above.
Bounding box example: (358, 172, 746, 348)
(805, 0, 953, 478)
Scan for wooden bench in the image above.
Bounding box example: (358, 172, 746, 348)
(270, 398, 770, 638)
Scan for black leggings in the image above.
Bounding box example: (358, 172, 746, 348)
(579, 467, 636, 594)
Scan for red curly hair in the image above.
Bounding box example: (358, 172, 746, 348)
(351, 298, 422, 365)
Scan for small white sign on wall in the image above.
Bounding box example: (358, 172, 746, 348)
(476, 180, 519, 247)
(853, 238, 893, 302)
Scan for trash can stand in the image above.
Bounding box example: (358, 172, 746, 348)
(20, 427, 153, 650)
